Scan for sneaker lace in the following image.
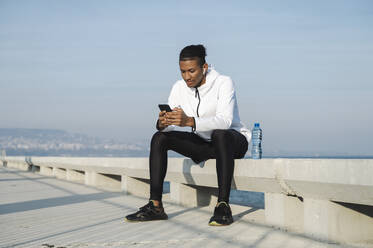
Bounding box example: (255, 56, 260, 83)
(137, 202, 160, 217)
(215, 201, 231, 216)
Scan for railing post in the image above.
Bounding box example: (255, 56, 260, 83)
(53, 167, 66, 180)
(170, 182, 218, 207)
(121, 175, 150, 198)
(39, 166, 53, 176)
(265, 193, 304, 232)
(85, 171, 121, 191)
(66, 169, 85, 183)
(304, 198, 373, 243)
(0, 150, 6, 167)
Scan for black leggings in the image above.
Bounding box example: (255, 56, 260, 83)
(149, 129, 248, 203)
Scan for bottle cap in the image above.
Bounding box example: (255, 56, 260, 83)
(254, 123, 260, 127)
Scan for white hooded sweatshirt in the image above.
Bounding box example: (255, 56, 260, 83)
(161, 67, 251, 143)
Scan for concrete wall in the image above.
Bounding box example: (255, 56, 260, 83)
(1, 156, 372, 245)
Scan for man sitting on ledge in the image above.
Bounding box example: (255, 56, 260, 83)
(125, 44, 251, 226)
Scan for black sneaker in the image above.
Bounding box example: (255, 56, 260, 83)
(208, 201, 233, 226)
(124, 200, 168, 222)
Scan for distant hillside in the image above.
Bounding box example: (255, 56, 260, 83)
(0, 128, 148, 157)
(0, 128, 66, 137)
(0, 128, 97, 142)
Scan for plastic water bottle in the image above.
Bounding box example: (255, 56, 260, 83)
(251, 123, 262, 159)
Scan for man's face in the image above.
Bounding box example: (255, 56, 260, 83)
(179, 59, 204, 88)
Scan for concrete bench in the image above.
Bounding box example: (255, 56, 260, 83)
(1, 156, 373, 245)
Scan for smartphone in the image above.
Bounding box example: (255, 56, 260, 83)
(158, 104, 172, 112)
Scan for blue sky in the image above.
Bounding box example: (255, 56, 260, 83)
(1, 0, 372, 155)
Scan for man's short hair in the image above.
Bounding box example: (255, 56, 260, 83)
(179, 44, 207, 66)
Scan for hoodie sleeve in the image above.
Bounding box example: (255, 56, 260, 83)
(159, 82, 179, 132)
(194, 77, 235, 132)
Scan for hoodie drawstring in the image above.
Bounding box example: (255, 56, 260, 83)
(195, 87, 201, 117)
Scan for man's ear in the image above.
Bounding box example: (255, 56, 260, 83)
(203, 63, 208, 75)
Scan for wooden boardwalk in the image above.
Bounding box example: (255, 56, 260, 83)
(0, 166, 362, 248)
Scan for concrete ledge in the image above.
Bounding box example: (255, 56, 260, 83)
(3, 156, 373, 206)
(19, 157, 372, 205)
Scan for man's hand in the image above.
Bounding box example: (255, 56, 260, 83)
(157, 110, 169, 130)
(166, 107, 195, 127)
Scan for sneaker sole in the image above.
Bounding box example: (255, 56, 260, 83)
(124, 216, 168, 223)
(208, 221, 232, 226)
